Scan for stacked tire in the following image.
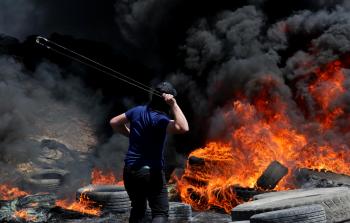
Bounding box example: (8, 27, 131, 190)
(250, 205, 326, 223)
(146, 202, 192, 222)
(231, 187, 350, 223)
(76, 185, 131, 213)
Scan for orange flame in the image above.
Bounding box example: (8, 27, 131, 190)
(56, 189, 101, 216)
(14, 209, 37, 221)
(0, 184, 28, 200)
(56, 168, 124, 215)
(177, 60, 350, 213)
(308, 60, 345, 129)
(91, 168, 124, 185)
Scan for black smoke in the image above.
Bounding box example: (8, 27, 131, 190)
(1, 0, 350, 193)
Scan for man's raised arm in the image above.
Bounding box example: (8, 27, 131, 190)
(110, 113, 130, 137)
(163, 93, 189, 134)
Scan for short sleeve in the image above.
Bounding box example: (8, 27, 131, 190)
(157, 116, 170, 130)
(125, 106, 139, 121)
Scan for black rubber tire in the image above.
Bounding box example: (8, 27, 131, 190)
(256, 161, 288, 190)
(234, 187, 266, 202)
(76, 184, 130, 213)
(250, 204, 326, 223)
(188, 156, 205, 166)
(24, 169, 69, 193)
(76, 185, 127, 200)
(231, 187, 350, 222)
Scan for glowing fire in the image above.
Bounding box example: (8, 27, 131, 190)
(308, 61, 345, 129)
(91, 168, 124, 185)
(0, 184, 28, 200)
(14, 209, 37, 221)
(56, 168, 123, 215)
(177, 60, 350, 212)
(56, 189, 101, 216)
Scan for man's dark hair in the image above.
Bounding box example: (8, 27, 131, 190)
(148, 82, 177, 114)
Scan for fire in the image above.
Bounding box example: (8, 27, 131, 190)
(0, 184, 28, 200)
(56, 189, 101, 216)
(177, 59, 350, 212)
(91, 168, 124, 185)
(56, 168, 123, 215)
(308, 60, 345, 129)
(14, 209, 37, 221)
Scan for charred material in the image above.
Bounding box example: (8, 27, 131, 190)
(233, 186, 267, 202)
(0, 193, 56, 223)
(256, 161, 288, 190)
(188, 156, 205, 166)
(294, 168, 350, 188)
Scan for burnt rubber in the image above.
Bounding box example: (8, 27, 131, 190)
(234, 186, 266, 202)
(231, 187, 350, 222)
(188, 156, 205, 166)
(76, 185, 127, 199)
(76, 185, 130, 213)
(250, 204, 326, 223)
(256, 161, 288, 190)
(295, 168, 350, 188)
(24, 169, 69, 193)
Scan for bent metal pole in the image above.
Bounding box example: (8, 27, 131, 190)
(35, 36, 162, 97)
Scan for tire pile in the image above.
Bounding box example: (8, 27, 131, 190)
(76, 185, 131, 213)
(231, 187, 350, 223)
(146, 202, 192, 222)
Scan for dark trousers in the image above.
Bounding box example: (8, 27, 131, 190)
(123, 166, 169, 223)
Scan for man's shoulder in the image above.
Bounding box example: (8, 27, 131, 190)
(153, 111, 170, 122)
(129, 105, 146, 112)
(125, 105, 146, 120)
(134, 105, 146, 111)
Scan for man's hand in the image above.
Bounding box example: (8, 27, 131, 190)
(163, 93, 176, 107)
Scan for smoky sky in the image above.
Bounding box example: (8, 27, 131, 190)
(1, 0, 350, 189)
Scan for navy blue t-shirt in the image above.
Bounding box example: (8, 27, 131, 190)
(124, 105, 170, 169)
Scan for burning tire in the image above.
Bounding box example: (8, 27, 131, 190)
(146, 202, 192, 222)
(234, 186, 266, 202)
(250, 204, 326, 223)
(23, 169, 69, 193)
(231, 187, 350, 222)
(256, 161, 288, 190)
(76, 185, 131, 213)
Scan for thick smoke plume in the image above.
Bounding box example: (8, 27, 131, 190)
(0, 53, 120, 194)
(0, 0, 121, 46)
(164, 2, 350, 145)
(1, 0, 350, 196)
